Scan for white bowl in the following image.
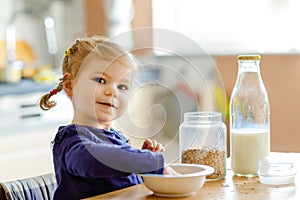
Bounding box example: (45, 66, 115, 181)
(139, 163, 214, 197)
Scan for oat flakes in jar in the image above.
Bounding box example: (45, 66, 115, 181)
(179, 112, 226, 180)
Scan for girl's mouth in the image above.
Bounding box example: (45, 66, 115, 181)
(98, 102, 117, 108)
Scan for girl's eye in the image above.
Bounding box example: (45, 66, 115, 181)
(93, 77, 106, 84)
(118, 84, 128, 90)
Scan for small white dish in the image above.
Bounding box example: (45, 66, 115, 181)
(258, 155, 297, 185)
(139, 163, 214, 197)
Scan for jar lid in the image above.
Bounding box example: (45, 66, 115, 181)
(257, 154, 297, 185)
(237, 55, 261, 61)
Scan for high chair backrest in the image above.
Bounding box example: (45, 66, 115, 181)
(0, 173, 56, 200)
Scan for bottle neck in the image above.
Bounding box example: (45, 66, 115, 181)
(238, 60, 260, 73)
(238, 60, 261, 74)
(236, 60, 262, 84)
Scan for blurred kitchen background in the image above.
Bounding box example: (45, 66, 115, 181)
(1, 0, 300, 181)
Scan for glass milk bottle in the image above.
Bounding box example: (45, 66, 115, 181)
(180, 112, 226, 180)
(229, 55, 270, 177)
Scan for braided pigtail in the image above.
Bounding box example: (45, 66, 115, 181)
(39, 41, 78, 111)
(39, 82, 64, 110)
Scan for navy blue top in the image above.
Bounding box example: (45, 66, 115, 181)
(52, 124, 164, 200)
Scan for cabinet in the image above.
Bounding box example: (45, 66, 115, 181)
(0, 91, 72, 181)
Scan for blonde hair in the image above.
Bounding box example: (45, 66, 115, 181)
(39, 36, 137, 110)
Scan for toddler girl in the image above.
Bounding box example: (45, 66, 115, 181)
(40, 36, 176, 199)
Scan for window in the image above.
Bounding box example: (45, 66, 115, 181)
(152, 0, 300, 55)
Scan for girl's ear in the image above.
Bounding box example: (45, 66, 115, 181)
(62, 73, 73, 97)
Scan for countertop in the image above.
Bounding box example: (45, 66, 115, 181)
(0, 79, 55, 96)
(85, 152, 300, 200)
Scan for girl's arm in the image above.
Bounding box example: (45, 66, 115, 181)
(62, 136, 164, 179)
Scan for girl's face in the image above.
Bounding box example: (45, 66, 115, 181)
(70, 55, 135, 130)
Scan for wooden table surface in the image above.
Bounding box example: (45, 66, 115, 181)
(85, 153, 300, 200)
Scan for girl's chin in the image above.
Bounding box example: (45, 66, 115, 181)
(96, 115, 117, 123)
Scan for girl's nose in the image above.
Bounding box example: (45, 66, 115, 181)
(104, 86, 117, 96)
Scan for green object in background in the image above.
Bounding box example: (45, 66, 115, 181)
(214, 84, 229, 122)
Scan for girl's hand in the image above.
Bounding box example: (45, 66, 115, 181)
(141, 139, 165, 153)
(163, 165, 180, 175)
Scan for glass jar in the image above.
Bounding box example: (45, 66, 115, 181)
(229, 55, 270, 177)
(179, 112, 226, 180)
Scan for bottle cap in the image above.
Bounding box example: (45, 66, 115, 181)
(237, 55, 261, 61)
